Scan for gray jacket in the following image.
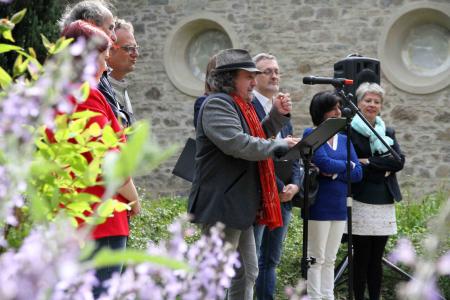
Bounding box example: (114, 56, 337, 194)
(188, 93, 289, 229)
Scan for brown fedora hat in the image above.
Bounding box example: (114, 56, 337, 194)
(214, 48, 261, 73)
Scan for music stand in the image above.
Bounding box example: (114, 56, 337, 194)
(282, 117, 347, 279)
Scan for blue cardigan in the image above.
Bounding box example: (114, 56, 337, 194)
(303, 128, 362, 220)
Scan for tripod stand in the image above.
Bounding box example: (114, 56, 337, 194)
(334, 253, 447, 300)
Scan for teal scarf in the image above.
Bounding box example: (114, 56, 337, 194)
(351, 114, 394, 155)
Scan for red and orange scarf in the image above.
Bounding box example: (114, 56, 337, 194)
(232, 94, 283, 230)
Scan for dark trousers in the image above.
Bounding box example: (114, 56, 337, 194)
(92, 235, 127, 299)
(352, 235, 389, 300)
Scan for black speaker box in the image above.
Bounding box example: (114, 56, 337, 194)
(334, 56, 380, 102)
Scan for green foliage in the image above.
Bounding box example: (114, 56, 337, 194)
(0, 0, 65, 73)
(3, 207, 31, 250)
(127, 191, 449, 299)
(128, 195, 193, 250)
(0, 7, 71, 89)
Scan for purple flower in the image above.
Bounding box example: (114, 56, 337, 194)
(389, 238, 416, 265)
(69, 37, 86, 56)
(437, 251, 450, 275)
(0, 221, 96, 300)
(99, 218, 239, 300)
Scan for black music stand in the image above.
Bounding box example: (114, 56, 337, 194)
(282, 117, 347, 279)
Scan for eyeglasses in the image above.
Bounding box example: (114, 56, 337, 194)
(260, 68, 280, 76)
(118, 45, 140, 54)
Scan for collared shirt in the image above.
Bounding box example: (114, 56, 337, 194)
(253, 89, 272, 115)
(253, 90, 282, 139)
(98, 72, 130, 127)
(108, 75, 136, 125)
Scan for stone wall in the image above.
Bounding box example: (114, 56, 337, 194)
(113, 0, 450, 199)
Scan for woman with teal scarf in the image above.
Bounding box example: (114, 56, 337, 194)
(349, 82, 405, 300)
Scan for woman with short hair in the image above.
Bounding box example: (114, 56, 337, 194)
(304, 91, 362, 300)
(350, 82, 405, 300)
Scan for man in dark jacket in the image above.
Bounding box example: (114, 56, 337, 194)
(251, 53, 301, 300)
(188, 48, 299, 300)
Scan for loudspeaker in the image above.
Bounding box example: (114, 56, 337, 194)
(333, 55, 380, 102)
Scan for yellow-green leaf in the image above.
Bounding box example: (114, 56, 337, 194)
(85, 122, 102, 137)
(102, 125, 119, 147)
(0, 66, 12, 89)
(71, 110, 101, 120)
(92, 248, 189, 270)
(10, 8, 27, 25)
(79, 81, 90, 102)
(28, 47, 37, 58)
(66, 201, 92, 213)
(13, 54, 29, 77)
(0, 43, 22, 54)
(52, 37, 74, 54)
(40, 34, 53, 52)
(2, 30, 14, 42)
(96, 199, 115, 218)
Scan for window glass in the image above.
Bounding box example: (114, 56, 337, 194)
(402, 23, 450, 76)
(186, 29, 232, 81)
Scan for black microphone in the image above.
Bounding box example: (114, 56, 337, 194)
(302, 76, 353, 86)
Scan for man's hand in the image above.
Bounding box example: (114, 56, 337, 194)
(129, 199, 141, 217)
(284, 136, 300, 148)
(273, 92, 292, 115)
(279, 184, 300, 202)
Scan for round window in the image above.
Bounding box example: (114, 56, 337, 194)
(164, 14, 239, 96)
(186, 30, 232, 82)
(378, 3, 450, 94)
(402, 23, 450, 77)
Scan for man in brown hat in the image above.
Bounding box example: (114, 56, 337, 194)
(188, 48, 299, 300)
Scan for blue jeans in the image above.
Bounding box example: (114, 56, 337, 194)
(254, 202, 292, 300)
(92, 235, 127, 299)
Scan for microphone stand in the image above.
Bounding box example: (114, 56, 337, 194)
(333, 85, 402, 300)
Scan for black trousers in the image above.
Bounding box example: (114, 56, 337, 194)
(352, 235, 389, 300)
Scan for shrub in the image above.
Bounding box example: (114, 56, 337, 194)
(127, 191, 449, 300)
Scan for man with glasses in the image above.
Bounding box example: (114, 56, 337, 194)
(107, 19, 139, 125)
(252, 53, 301, 300)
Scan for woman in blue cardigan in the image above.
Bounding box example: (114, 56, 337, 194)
(304, 91, 362, 300)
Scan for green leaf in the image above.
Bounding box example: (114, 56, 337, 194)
(0, 43, 22, 54)
(40, 34, 53, 52)
(96, 198, 116, 218)
(0, 66, 12, 89)
(66, 201, 93, 213)
(28, 47, 37, 58)
(10, 8, 27, 25)
(13, 54, 29, 77)
(16, 50, 42, 70)
(102, 125, 119, 147)
(84, 122, 102, 138)
(52, 37, 73, 54)
(68, 117, 88, 135)
(79, 81, 90, 102)
(72, 110, 101, 120)
(92, 248, 189, 270)
(114, 122, 149, 177)
(2, 30, 14, 42)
